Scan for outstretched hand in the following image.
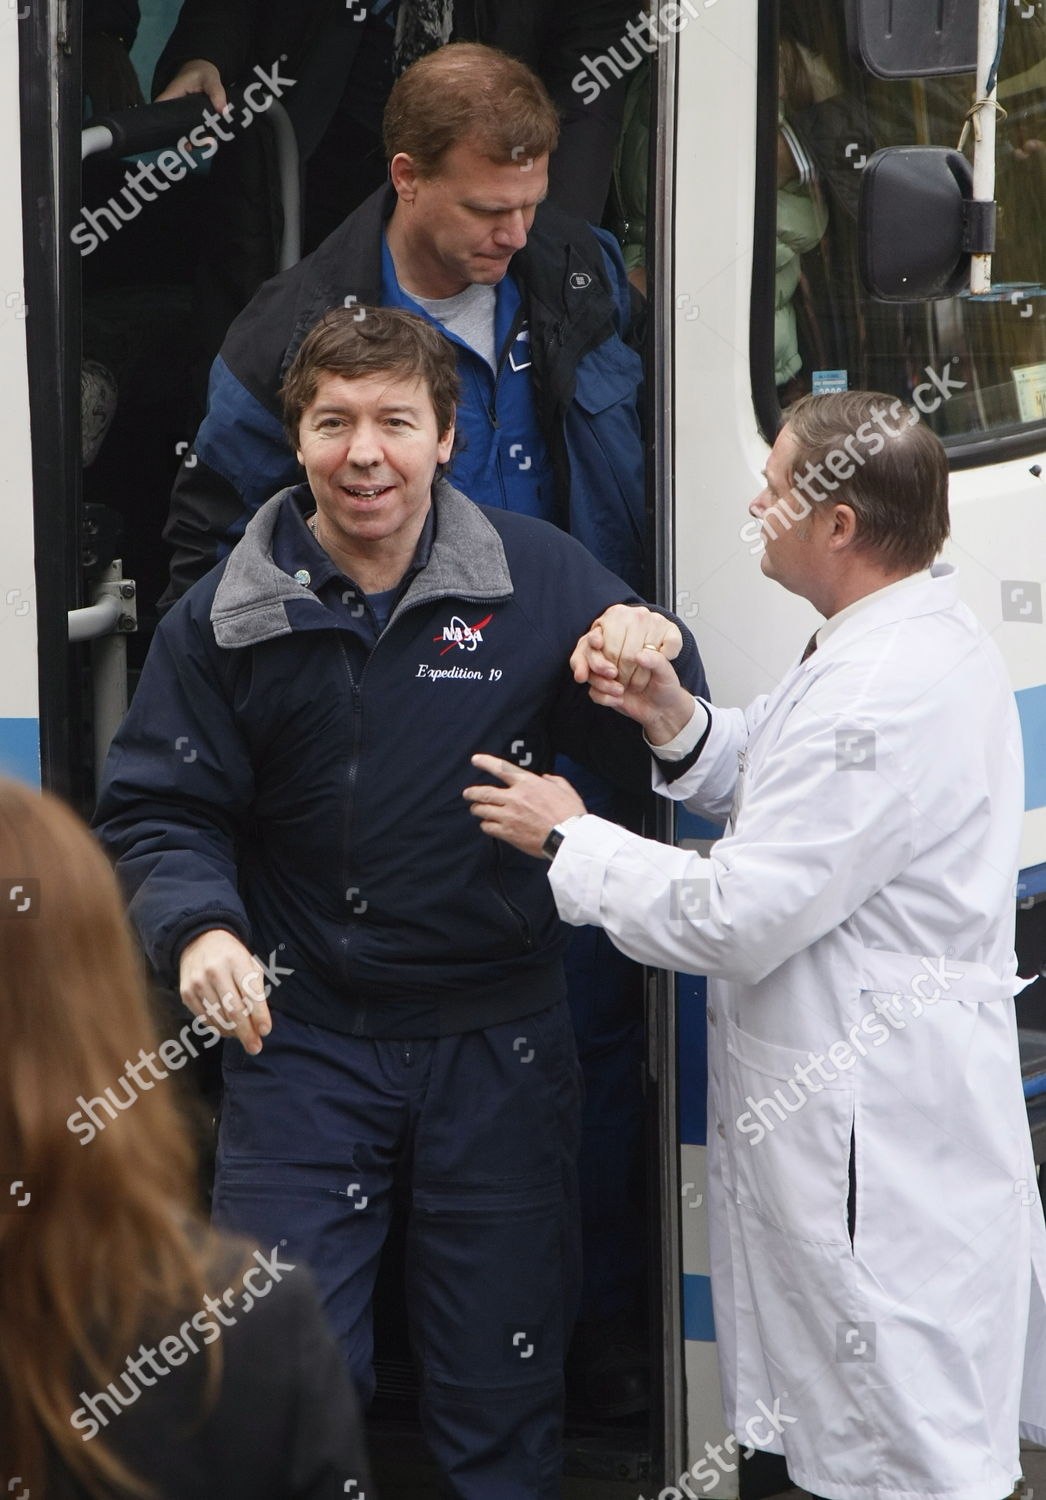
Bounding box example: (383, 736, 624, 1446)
(463, 755, 586, 858)
(570, 604, 696, 745)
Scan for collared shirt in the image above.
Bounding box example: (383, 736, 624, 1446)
(649, 697, 711, 763)
(270, 485, 435, 654)
(809, 568, 933, 652)
(379, 236, 557, 523)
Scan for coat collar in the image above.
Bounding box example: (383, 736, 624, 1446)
(804, 564, 959, 666)
(210, 478, 513, 649)
(280, 183, 393, 383)
(278, 183, 617, 393)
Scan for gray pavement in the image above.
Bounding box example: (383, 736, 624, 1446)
(373, 1445, 1046, 1498)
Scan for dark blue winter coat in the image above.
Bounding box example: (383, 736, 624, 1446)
(97, 481, 706, 1038)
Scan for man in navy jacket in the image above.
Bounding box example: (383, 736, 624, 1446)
(97, 307, 706, 1499)
(161, 40, 654, 1405)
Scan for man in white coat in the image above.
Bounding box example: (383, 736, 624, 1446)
(463, 390, 1046, 1500)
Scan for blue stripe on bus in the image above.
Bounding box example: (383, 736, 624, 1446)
(0, 718, 40, 786)
(678, 811, 725, 844)
(1017, 685, 1046, 811)
(1020, 863, 1046, 900)
(683, 1272, 716, 1341)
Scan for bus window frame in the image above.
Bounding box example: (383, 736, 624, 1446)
(21, 0, 85, 797)
(649, 21, 689, 1493)
(751, 2, 783, 448)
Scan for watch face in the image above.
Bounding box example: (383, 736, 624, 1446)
(542, 827, 564, 861)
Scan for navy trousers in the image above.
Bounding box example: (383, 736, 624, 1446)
(212, 1001, 583, 1500)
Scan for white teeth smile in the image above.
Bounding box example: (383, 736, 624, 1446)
(344, 486, 387, 497)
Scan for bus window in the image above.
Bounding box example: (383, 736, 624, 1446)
(761, 0, 1046, 458)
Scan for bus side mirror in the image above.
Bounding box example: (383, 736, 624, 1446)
(845, 0, 977, 78)
(859, 147, 976, 301)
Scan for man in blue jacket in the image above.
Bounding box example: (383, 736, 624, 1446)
(161, 38, 654, 1409)
(161, 40, 645, 603)
(98, 307, 706, 1499)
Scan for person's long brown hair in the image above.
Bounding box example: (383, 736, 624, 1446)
(0, 779, 224, 1496)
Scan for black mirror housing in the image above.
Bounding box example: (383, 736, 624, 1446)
(859, 147, 974, 301)
(845, 0, 978, 78)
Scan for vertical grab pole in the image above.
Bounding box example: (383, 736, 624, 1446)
(970, 0, 1000, 294)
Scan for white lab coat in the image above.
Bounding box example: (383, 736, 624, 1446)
(552, 566, 1046, 1500)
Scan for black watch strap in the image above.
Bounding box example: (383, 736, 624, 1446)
(542, 815, 582, 861)
(542, 826, 566, 861)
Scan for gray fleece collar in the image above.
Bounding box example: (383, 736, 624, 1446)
(211, 479, 513, 649)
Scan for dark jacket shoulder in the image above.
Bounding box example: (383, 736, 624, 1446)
(221, 184, 631, 413)
(54, 1261, 368, 1500)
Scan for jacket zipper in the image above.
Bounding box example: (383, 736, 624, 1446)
(489, 302, 527, 429)
(491, 841, 533, 952)
(338, 594, 518, 961)
(339, 636, 363, 976)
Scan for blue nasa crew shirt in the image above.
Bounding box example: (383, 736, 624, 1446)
(380, 236, 557, 522)
(272, 491, 435, 651)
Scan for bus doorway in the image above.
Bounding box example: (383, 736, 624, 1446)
(29, 5, 690, 1497)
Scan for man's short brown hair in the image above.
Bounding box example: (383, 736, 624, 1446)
(783, 391, 950, 573)
(280, 306, 461, 450)
(383, 42, 560, 177)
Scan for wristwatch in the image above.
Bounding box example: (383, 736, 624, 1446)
(542, 814, 584, 862)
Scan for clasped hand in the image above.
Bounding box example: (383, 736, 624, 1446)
(569, 604, 693, 743)
(464, 605, 695, 856)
